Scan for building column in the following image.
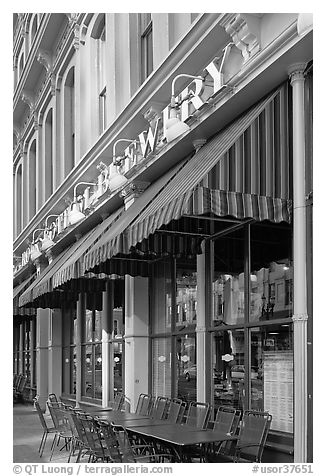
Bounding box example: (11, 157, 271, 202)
(48, 309, 62, 398)
(124, 276, 149, 412)
(36, 309, 50, 411)
(75, 292, 85, 408)
(288, 63, 308, 463)
(196, 241, 212, 403)
(18, 322, 24, 374)
(30, 317, 36, 399)
(102, 280, 114, 407)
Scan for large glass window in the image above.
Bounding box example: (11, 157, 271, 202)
(82, 309, 102, 399)
(62, 307, 77, 395)
(213, 329, 245, 409)
(140, 13, 153, 82)
(112, 307, 124, 395)
(250, 324, 293, 432)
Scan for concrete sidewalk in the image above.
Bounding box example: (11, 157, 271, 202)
(13, 403, 72, 463)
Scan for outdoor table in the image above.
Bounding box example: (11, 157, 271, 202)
(90, 410, 148, 422)
(111, 417, 173, 428)
(81, 406, 113, 413)
(124, 423, 238, 462)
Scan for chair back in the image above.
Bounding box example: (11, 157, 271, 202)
(135, 393, 153, 416)
(150, 396, 169, 419)
(17, 375, 27, 392)
(48, 393, 60, 405)
(185, 401, 210, 429)
(33, 399, 50, 431)
(111, 427, 138, 463)
(213, 406, 237, 432)
(78, 413, 105, 456)
(96, 420, 122, 462)
(166, 398, 185, 423)
(71, 410, 89, 448)
(236, 410, 272, 462)
(47, 401, 65, 429)
(111, 392, 125, 411)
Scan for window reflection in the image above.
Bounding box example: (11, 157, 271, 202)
(176, 334, 196, 403)
(213, 329, 245, 409)
(250, 262, 293, 321)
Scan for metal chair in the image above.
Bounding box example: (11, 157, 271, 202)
(215, 410, 272, 463)
(204, 406, 241, 461)
(111, 426, 175, 463)
(184, 401, 210, 429)
(135, 393, 153, 416)
(165, 398, 185, 423)
(13, 375, 27, 403)
(46, 401, 72, 461)
(108, 392, 125, 411)
(33, 398, 58, 457)
(150, 396, 169, 419)
(77, 413, 111, 462)
(96, 420, 124, 463)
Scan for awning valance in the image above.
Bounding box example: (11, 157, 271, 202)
(84, 84, 292, 275)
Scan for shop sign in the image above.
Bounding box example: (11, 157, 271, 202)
(15, 44, 239, 272)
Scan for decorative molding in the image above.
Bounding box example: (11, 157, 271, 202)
(193, 139, 207, 152)
(120, 181, 150, 200)
(292, 313, 308, 323)
(37, 49, 53, 74)
(288, 63, 307, 84)
(21, 90, 35, 111)
(220, 13, 261, 62)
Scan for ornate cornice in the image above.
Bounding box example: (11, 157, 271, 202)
(220, 13, 261, 62)
(37, 49, 53, 74)
(292, 313, 309, 322)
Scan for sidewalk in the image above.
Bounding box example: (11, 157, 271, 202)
(13, 403, 71, 463)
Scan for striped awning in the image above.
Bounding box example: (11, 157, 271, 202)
(13, 274, 36, 316)
(18, 208, 123, 308)
(84, 84, 292, 274)
(52, 207, 123, 289)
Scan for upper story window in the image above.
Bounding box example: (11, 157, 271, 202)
(140, 13, 153, 83)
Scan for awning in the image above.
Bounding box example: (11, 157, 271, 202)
(84, 84, 292, 275)
(82, 160, 187, 274)
(19, 207, 124, 309)
(52, 207, 123, 289)
(13, 274, 36, 317)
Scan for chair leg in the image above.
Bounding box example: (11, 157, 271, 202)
(50, 434, 57, 461)
(40, 432, 48, 457)
(38, 431, 46, 454)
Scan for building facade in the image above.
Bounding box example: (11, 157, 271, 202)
(13, 13, 313, 463)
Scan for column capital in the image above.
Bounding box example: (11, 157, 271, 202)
(288, 63, 307, 84)
(292, 313, 309, 323)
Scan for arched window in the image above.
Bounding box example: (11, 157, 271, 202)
(91, 14, 107, 134)
(29, 14, 38, 48)
(28, 139, 37, 218)
(44, 108, 53, 200)
(18, 50, 24, 81)
(15, 164, 22, 236)
(63, 67, 75, 174)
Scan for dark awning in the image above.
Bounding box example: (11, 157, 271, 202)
(13, 274, 37, 317)
(18, 207, 124, 309)
(84, 84, 292, 275)
(82, 160, 186, 274)
(52, 207, 123, 289)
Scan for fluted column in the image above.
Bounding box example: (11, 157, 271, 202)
(75, 292, 85, 408)
(288, 63, 308, 463)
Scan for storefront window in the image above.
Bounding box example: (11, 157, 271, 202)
(82, 309, 102, 399)
(176, 334, 196, 402)
(176, 270, 197, 328)
(250, 324, 293, 433)
(213, 329, 245, 409)
(113, 341, 124, 394)
(250, 223, 293, 322)
(152, 338, 171, 398)
(62, 307, 76, 395)
(152, 259, 172, 334)
(212, 227, 245, 326)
